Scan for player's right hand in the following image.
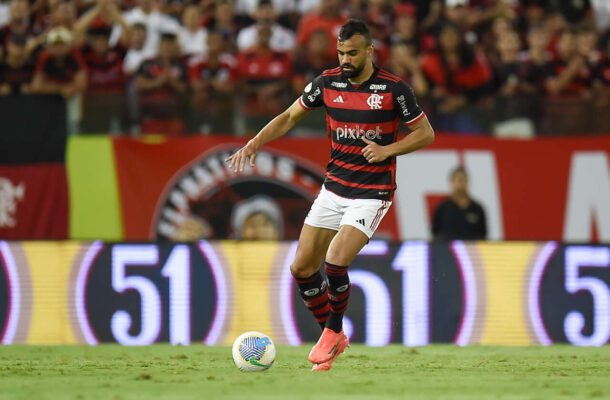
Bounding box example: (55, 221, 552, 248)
(225, 139, 259, 173)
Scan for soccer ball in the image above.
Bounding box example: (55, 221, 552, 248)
(231, 331, 276, 371)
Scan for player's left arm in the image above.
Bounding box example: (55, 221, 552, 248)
(362, 116, 434, 163)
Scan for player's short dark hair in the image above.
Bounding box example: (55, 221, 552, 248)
(338, 19, 372, 46)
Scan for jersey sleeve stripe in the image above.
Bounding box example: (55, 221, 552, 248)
(298, 96, 314, 110)
(326, 172, 393, 190)
(323, 67, 342, 76)
(405, 111, 425, 126)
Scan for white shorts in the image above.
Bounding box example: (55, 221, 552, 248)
(304, 186, 392, 238)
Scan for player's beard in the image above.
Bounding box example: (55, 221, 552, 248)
(341, 62, 364, 79)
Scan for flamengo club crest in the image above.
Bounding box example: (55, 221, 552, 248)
(0, 177, 24, 228)
(367, 93, 384, 109)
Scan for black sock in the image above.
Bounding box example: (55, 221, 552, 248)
(324, 261, 351, 333)
(294, 271, 329, 330)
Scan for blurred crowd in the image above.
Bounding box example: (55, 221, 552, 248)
(1, 0, 609, 135)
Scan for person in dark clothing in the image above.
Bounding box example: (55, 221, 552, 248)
(432, 166, 487, 241)
(0, 34, 35, 95)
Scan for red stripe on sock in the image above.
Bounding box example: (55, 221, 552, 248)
(325, 264, 348, 277)
(304, 293, 329, 308)
(313, 304, 330, 316)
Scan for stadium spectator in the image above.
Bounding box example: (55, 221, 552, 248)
(123, 22, 153, 75)
(80, 26, 127, 133)
(188, 29, 236, 132)
(0, 0, 34, 52)
(206, 0, 240, 52)
(81, 26, 126, 92)
(30, 26, 87, 99)
(230, 195, 283, 240)
(554, 0, 591, 25)
(296, 0, 348, 60)
(178, 4, 207, 56)
(77, 0, 130, 91)
(365, 0, 392, 43)
(386, 40, 428, 97)
(414, 0, 444, 32)
(432, 166, 487, 241)
(234, 0, 296, 18)
(291, 29, 335, 94)
(389, 3, 436, 57)
(0, 34, 35, 94)
(236, 0, 295, 53)
(421, 23, 493, 132)
(481, 15, 516, 63)
(163, 0, 188, 22)
(390, 3, 417, 45)
(30, 26, 87, 134)
(543, 11, 567, 57)
(110, 0, 180, 56)
(135, 32, 187, 125)
(544, 28, 593, 95)
(50, 0, 77, 30)
(491, 30, 523, 95)
(237, 24, 292, 114)
(517, 23, 552, 93)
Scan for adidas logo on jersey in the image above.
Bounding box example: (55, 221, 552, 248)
(333, 96, 344, 103)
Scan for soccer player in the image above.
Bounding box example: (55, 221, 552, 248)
(226, 19, 434, 371)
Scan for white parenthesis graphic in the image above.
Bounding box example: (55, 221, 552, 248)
(75, 241, 103, 345)
(451, 241, 478, 346)
(198, 241, 228, 345)
(280, 241, 301, 345)
(349, 270, 393, 346)
(528, 241, 557, 345)
(0, 241, 20, 345)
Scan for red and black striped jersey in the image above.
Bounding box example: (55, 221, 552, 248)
(298, 65, 425, 201)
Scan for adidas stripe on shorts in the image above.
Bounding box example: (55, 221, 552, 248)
(304, 186, 391, 239)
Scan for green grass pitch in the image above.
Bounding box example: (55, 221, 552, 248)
(1, 345, 609, 400)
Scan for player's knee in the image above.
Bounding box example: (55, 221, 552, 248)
(290, 260, 317, 279)
(326, 244, 360, 266)
(325, 249, 349, 267)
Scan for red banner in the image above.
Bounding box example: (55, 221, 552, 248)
(113, 135, 610, 242)
(0, 164, 69, 239)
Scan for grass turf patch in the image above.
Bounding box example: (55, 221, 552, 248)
(0, 345, 609, 400)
